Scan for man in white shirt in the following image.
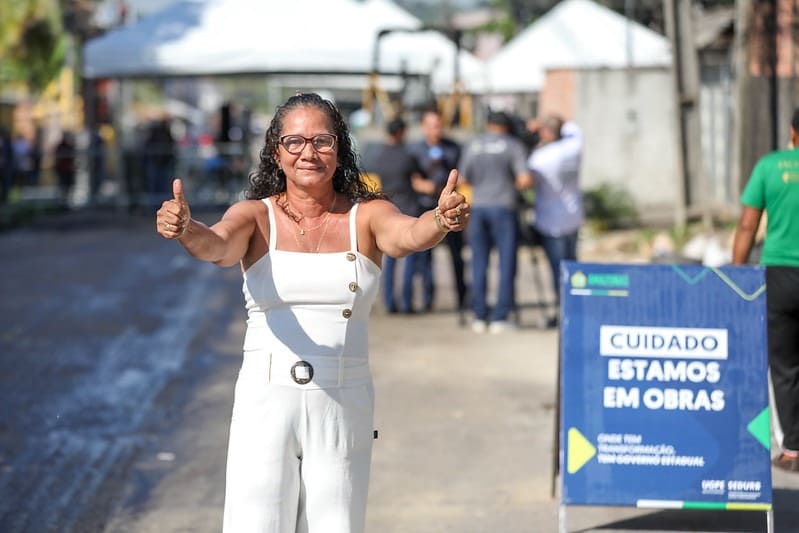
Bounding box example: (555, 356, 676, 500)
(527, 116, 584, 309)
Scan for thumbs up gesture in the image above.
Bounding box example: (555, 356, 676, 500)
(435, 169, 469, 232)
(157, 178, 192, 239)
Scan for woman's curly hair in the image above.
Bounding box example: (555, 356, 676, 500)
(247, 92, 384, 202)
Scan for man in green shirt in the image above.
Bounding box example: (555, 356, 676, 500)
(733, 108, 799, 473)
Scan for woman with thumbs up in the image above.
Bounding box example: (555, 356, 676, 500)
(156, 92, 469, 533)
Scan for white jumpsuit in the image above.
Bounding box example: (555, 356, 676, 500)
(223, 199, 381, 533)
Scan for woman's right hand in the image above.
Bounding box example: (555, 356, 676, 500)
(157, 178, 192, 239)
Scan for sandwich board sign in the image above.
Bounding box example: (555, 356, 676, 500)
(559, 262, 772, 530)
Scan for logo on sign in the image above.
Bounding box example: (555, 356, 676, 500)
(701, 479, 725, 495)
(569, 271, 630, 297)
(571, 271, 587, 289)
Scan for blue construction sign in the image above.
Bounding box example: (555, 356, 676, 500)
(560, 262, 772, 511)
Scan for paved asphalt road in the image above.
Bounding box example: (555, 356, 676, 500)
(1, 209, 798, 532)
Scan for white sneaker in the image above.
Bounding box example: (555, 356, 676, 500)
(471, 320, 487, 333)
(489, 320, 517, 334)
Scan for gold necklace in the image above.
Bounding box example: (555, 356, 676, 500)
(297, 212, 330, 235)
(280, 194, 336, 236)
(311, 214, 334, 253)
(285, 208, 335, 253)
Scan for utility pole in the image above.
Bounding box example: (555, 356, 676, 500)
(663, 0, 704, 227)
(733, 0, 786, 196)
(732, 0, 753, 198)
(767, 0, 778, 151)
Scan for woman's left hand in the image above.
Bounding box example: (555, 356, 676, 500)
(436, 169, 470, 232)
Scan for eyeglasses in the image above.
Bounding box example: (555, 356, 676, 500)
(279, 134, 337, 155)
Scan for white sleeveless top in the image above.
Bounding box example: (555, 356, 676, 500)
(241, 198, 381, 366)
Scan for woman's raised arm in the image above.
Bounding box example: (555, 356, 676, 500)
(369, 169, 469, 258)
(156, 178, 257, 267)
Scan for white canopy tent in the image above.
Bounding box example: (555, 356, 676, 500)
(82, 0, 487, 93)
(486, 0, 672, 94)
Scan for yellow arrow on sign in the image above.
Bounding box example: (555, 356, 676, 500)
(568, 427, 597, 474)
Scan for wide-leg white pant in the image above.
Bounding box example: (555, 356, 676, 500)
(223, 365, 375, 533)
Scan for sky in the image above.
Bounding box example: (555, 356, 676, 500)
(95, 0, 485, 26)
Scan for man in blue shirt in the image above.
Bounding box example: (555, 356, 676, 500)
(408, 109, 467, 312)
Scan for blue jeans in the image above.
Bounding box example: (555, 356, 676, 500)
(409, 249, 434, 310)
(382, 255, 403, 312)
(539, 231, 578, 301)
(383, 252, 429, 312)
(469, 206, 518, 322)
(146, 161, 172, 204)
(444, 231, 468, 309)
(0, 168, 11, 203)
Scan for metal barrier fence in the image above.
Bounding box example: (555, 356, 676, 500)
(0, 141, 253, 214)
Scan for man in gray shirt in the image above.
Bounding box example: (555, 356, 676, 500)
(365, 117, 433, 313)
(459, 111, 532, 333)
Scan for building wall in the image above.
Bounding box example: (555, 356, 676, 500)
(539, 69, 576, 119)
(562, 67, 682, 224)
(749, 0, 798, 79)
(699, 57, 736, 209)
(742, 0, 799, 183)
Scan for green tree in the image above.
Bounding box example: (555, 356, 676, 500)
(485, 0, 557, 40)
(480, 0, 738, 38)
(0, 0, 65, 92)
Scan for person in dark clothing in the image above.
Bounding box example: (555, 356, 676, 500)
(54, 132, 76, 200)
(0, 128, 13, 204)
(367, 117, 434, 313)
(89, 128, 107, 202)
(144, 119, 176, 204)
(12, 134, 35, 188)
(408, 109, 468, 311)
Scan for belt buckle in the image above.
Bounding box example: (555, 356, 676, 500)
(290, 361, 314, 385)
